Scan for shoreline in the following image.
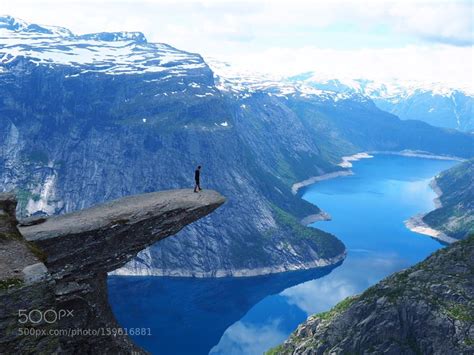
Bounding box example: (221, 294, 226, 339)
(404, 176, 456, 244)
(291, 149, 462, 196)
(291, 170, 354, 195)
(110, 251, 347, 278)
(338, 152, 374, 168)
(369, 149, 465, 162)
(404, 214, 457, 244)
(300, 211, 331, 226)
(291, 151, 374, 195)
(429, 179, 443, 208)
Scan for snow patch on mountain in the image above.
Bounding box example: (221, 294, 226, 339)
(0, 15, 206, 76)
(291, 73, 473, 131)
(207, 58, 369, 103)
(291, 73, 473, 101)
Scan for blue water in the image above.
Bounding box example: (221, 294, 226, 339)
(108, 154, 457, 355)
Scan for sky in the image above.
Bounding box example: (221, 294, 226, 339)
(2, 0, 473, 88)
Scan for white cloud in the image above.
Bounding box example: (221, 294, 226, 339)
(3, 1, 472, 44)
(281, 250, 407, 315)
(2, 0, 472, 87)
(221, 44, 473, 89)
(388, 2, 473, 46)
(209, 319, 287, 355)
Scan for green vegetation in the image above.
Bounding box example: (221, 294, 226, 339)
(271, 205, 345, 258)
(228, 204, 344, 269)
(14, 188, 40, 213)
(265, 296, 358, 355)
(445, 304, 474, 322)
(0, 277, 23, 290)
(423, 159, 474, 239)
(275, 154, 296, 183)
(0, 230, 22, 241)
(26, 241, 48, 263)
(228, 235, 272, 267)
(313, 295, 358, 321)
(265, 344, 287, 355)
(359, 269, 411, 302)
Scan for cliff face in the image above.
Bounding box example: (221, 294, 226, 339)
(270, 235, 474, 355)
(423, 159, 474, 240)
(0, 190, 224, 354)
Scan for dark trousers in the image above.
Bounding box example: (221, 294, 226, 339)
(194, 180, 201, 192)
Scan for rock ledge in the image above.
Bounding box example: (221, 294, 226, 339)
(1, 189, 224, 354)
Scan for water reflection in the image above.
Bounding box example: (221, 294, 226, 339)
(210, 250, 406, 354)
(108, 263, 341, 355)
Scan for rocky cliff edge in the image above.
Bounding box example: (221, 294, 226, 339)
(0, 189, 225, 354)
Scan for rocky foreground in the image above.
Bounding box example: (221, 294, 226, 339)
(269, 235, 474, 354)
(0, 190, 224, 354)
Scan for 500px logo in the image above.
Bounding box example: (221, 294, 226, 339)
(18, 309, 74, 324)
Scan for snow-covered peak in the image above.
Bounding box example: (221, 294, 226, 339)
(292, 72, 474, 100)
(207, 58, 366, 103)
(0, 16, 206, 77)
(0, 15, 28, 31)
(0, 15, 73, 37)
(207, 58, 291, 94)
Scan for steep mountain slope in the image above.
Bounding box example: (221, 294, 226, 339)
(291, 74, 473, 131)
(423, 159, 474, 240)
(269, 235, 474, 355)
(1, 16, 473, 277)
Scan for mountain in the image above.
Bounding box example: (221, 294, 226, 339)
(289, 74, 474, 132)
(422, 159, 474, 240)
(1, 16, 474, 277)
(268, 235, 474, 355)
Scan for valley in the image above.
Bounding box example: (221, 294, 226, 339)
(1, 16, 473, 278)
(1, 14, 473, 355)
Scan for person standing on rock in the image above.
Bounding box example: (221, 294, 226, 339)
(194, 165, 202, 193)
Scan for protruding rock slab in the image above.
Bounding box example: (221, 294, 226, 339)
(20, 189, 225, 276)
(21, 189, 225, 240)
(9, 189, 224, 354)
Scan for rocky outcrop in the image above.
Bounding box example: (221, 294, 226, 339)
(1, 189, 224, 354)
(269, 235, 474, 355)
(404, 159, 473, 244)
(422, 159, 474, 240)
(0, 192, 57, 353)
